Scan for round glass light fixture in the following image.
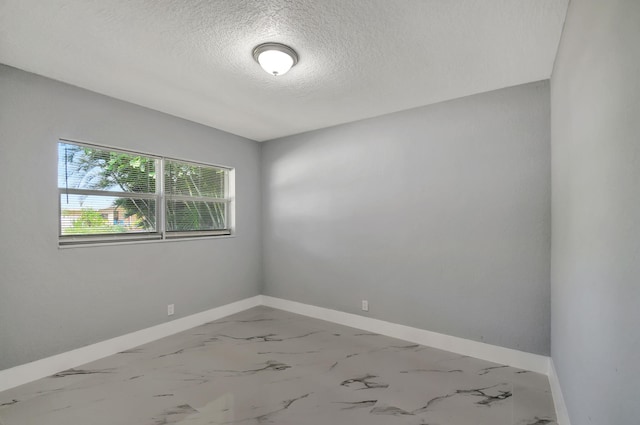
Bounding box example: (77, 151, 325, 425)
(252, 42, 298, 76)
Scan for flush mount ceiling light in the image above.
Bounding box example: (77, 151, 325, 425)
(252, 42, 298, 76)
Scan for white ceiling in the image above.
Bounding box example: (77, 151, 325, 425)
(0, 0, 568, 141)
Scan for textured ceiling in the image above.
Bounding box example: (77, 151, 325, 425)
(0, 0, 568, 141)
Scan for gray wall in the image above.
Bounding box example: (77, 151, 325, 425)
(0, 65, 262, 370)
(551, 0, 640, 423)
(262, 82, 551, 355)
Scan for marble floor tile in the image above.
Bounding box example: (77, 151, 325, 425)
(0, 306, 556, 425)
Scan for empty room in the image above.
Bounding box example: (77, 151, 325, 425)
(0, 0, 638, 424)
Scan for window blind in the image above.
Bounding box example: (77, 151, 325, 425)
(57, 140, 232, 245)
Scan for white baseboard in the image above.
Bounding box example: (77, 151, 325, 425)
(0, 295, 262, 393)
(260, 295, 550, 375)
(548, 359, 572, 425)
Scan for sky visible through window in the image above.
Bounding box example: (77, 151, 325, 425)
(58, 143, 120, 209)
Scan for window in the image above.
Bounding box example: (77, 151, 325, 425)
(58, 140, 233, 245)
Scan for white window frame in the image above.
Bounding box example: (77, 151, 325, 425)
(58, 139, 234, 247)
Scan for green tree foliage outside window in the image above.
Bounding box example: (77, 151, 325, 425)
(164, 160, 227, 232)
(63, 209, 126, 235)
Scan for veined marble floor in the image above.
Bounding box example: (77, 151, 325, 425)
(0, 307, 556, 425)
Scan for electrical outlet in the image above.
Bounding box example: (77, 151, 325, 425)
(361, 300, 369, 311)
(167, 304, 175, 316)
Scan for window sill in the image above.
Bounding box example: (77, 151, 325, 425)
(58, 234, 236, 249)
